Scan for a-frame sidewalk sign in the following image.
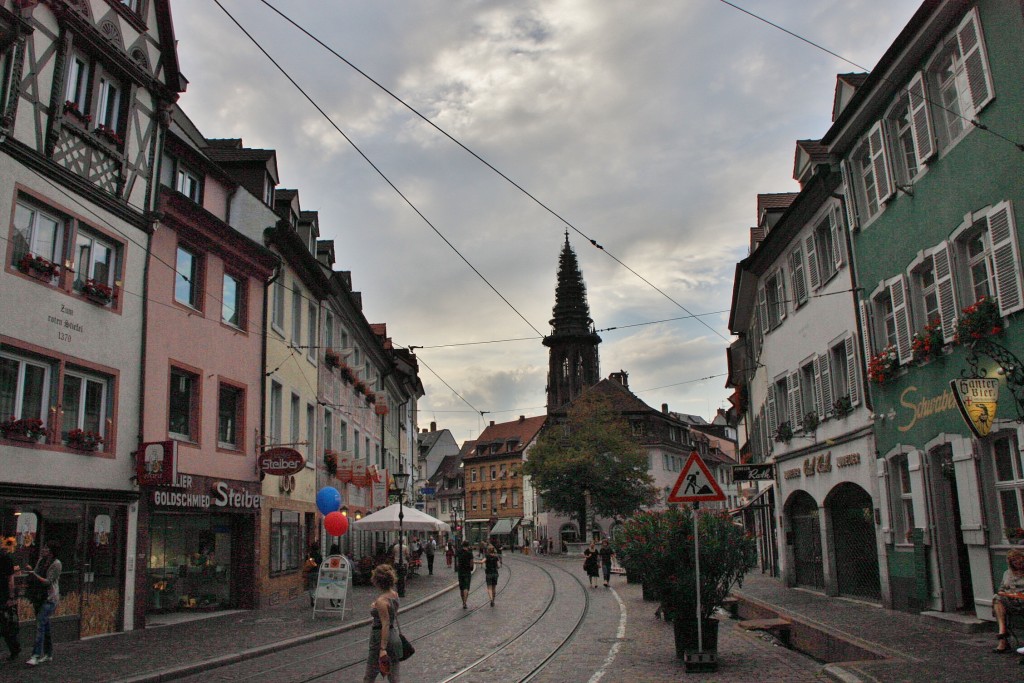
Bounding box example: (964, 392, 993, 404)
(667, 450, 726, 504)
(666, 451, 725, 672)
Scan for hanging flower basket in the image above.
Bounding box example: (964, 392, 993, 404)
(955, 297, 1002, 343)
(801, 411, 819, 433)
(324, 450, 338, 476)
(773, 421, 793, 443)
(911, 319, 943, 363)
(365, 391, 376, 405)
(0, 417, 46, 442)
(67, 428, 104, 452)
(339, 364, 355, 384)
(353, 380, 368, 396)
(868, 345, 899, 385)
(324, 349, 342, 369)
(17, 252, 60, 281)
(82, 278, 115, 305)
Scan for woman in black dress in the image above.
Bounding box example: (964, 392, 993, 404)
(476, 544, 502, 606)
(583, 542, 599, 588)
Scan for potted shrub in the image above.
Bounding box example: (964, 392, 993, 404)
(774, 421, 793, 443)
(911, 319, 943, 363)
(0, 417, 46, 442)
(615, 510, 664, 597)
(868, 345, 899, 385)
(801, 411, 819, 433)
(955, 296, 1002, 343)
(832, 395, 853, 418)
(66, 428, 104, 452)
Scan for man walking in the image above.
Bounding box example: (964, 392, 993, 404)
(424, 536, 436, 575)
(599, 539, 615, 587)
(456, 540, 475, 609)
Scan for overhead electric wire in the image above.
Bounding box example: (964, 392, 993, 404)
(212, 0, 543, 338)
(246, 0, 729, 343)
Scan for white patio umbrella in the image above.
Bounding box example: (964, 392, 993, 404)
(351, 503, 451, 533)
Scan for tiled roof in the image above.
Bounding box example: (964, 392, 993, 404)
(795, 139, 829, 163)
(585, 379, 653, 414)
(757, 192, 799, 214)
(468, 416, 546, 458)
(428, 454, 462, 486)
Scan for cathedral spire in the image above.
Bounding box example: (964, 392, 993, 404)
(544, 236, 601, 414)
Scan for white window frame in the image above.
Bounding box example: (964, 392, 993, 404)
(95, 74, 121, 130)
(222, 273, 243, 328)
(13, 200, 64, 263)
(74, 229, 117, 291)
(291, 288, 302, 346)
(175, 165, 201, 203)
(271, 279, 285, 333)
(168, 367, 199, 442)
(0, 352, 52, 426)
(217, 383, 243, 450)
(268, 381, 283, 446)
(174, 245, 201, 309)
(992, 429, 1024, 543)
(951, 201, 1023, 318)
(307, 302, 317, 362)
(65, 53, 89, 111)
(61, 369, 108, 441)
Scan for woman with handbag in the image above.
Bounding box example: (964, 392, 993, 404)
(363, 564, 404, 682)
(26, 540, 61, 666)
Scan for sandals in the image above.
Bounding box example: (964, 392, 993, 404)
(994, 633, 1010, 653)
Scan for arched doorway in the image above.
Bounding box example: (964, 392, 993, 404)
(826, 482, 880, 600)
(559, 523, 579, 552)
(786, 491, 824, 589)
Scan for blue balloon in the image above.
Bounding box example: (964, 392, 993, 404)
(316, 487, 341, 516)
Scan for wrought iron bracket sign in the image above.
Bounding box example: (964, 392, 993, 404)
(963, 338, 1024, 423)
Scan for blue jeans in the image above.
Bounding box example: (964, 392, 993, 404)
(602, 563, 612, 582)
(33, 601, 55, 656)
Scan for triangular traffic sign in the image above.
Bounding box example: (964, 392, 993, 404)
(668, 451, 726, 503)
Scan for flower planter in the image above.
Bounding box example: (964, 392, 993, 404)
(673, 617, 719, 668)
(3, 432, 42, 443)
(85, 292, 113, 306)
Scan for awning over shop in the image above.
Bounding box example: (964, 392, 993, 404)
(730, 486, 772, 515)
(489, 517, 520, 535)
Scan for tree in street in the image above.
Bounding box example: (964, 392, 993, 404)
(524, 390, 657, 538)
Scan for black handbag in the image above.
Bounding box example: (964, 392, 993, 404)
(399, 632, 415, 661)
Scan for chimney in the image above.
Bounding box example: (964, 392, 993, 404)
(519, 415, 525, 422)
(662, 403, 668, 414)
(430, 421, 436, 432)
(609, 370, 629, 388)
(490, 421, 495, 427)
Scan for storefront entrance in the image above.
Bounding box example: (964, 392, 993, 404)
(928, 444, 973, 611)
(787, 491, 824, 590)
(148, 513, 232, 612)
(827, 483, 881, 600)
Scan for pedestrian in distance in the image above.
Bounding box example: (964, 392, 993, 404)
(1, 537, 20, 662)
(424, 536, 436, 575)
(475, 544, 501, 607)
(456, 540, 475, 609)
(992, 546, 1024, 653)
(445, 540, 455, 569)
(583, 542, 599, 588)
(599, 539, 615, 587)
(26, 540, 61, 666)
(363, 564, 402, 682)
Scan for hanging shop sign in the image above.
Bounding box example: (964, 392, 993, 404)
(950, 377, 1000, 438)
(732, 463, 774, 482)
(136, 441, 178, 486)
(259, 447, 306, 476)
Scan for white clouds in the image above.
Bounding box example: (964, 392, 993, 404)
(173, 0, 921, 442)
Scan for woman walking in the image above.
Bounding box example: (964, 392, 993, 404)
(445, 540, 455, 569)
(583, 542, 599, 588)
(476, 545, 502, 607)
(363, 565, 403, 682)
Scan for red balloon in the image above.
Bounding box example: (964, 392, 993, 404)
(324, 511, 349, 536)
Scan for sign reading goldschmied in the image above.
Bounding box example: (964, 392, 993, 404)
(950, 377, 999, 438)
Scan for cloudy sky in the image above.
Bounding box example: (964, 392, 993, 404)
(172, 0, 921, 444)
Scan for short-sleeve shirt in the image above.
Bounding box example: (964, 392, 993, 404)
(456, 548, 475, 574)
(599, 547, 614, 565)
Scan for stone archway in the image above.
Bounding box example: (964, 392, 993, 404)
(825, 482, 881, 600)
(785, 490, 824, 589)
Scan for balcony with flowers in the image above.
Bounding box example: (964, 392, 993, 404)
(0, 417, 47, 443)
(868, 345, 900, 385)
(911, 319, 944, 364)
(955, 296, 1002, 344)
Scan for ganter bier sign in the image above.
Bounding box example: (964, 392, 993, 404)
(950, 377, 999, 438)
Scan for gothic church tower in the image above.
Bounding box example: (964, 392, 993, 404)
(544, 235, 601, 414)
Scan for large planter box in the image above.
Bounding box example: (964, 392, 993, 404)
(673, 616, 719, 669)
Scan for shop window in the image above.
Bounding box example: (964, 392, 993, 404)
(221, 273, 244, 328)
(270, 509, 304, 574)
(993, 431, 1024, 542)
(169, 367, 199, 442)
(149, 515, 231, 612)
(217, 383, 243, 450)
(174, 245, 202, 310)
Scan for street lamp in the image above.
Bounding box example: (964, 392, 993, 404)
(450, 501, 462, 544)
(391, 465, 410, 597)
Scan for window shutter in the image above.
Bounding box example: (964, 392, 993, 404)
(907, 72, 936, 166)
(956, 8, 994, 117)
(788, 371, 801, 425)
(757, 285, 769, 334)
(987, 201, 1024, 316)
(818, 352, 834, 415)
(930, 241, 959, 342)
(812, 356, 825, 417)
(889, 275, 914, 364)
(840, 161, 860, 231)
(776, 272, 788, 321)
(844, 335, 860, 406)
(829, 206, 846, 268)
(790, 248, 807, 305)
(766, 388, 778, 436)
(868, 121, 894, 204)
(804, 233, 820, 291)
(859, 299, 875, 370)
